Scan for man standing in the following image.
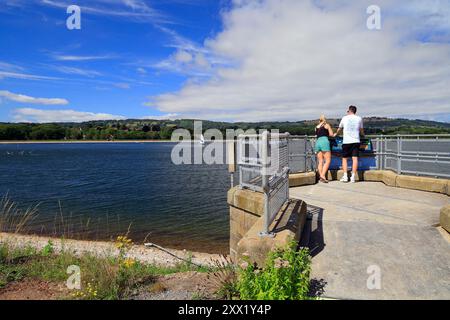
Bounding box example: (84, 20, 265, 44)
(334, 106, 364, 183)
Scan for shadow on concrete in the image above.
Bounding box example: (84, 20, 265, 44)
(299, 204, 325, 258)
(272, 200, 302, 234)
(300, 204, 328, 298)
(309, 278, 327, 298)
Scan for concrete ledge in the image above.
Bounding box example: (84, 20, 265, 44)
(304, 169, 449, 195)
(236, 199, 307, 266)
(447, 180, 450, 197)
(440, 205, 450, 233)
(363, 170, 386, 182)
(381, 170, 398, 187)
(289, 172, 317, 187)
(227, 186, 264, 217)
(396, 175, 448, 194)
(360, 170, 397, 187)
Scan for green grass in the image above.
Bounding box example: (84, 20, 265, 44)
(0, 242, 209, 300)
(235, 241, 312, 300)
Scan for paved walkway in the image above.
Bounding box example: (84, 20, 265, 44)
(290, 181, 450, 300)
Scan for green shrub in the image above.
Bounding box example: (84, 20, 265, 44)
(40, 240, 54, 256)
(236, 241, 311, 300)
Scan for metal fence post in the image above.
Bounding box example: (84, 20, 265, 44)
(260, 131, 272, 237)
(397, 134, 402, 174)
(376, 138, 380, 170)
(285, 133, 290, 201)
(304, 134, 308, 172)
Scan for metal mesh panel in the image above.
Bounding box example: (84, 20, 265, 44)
(268, 174, 289, 223)
(288, 138, 306, 173)
(379, 136, 450, 177)
(401, 139, 450, 154)
(237, 136, 263, 191)
(237, 133, 290, 235)
(269, 137, 289, 174)
(288, 137, 316, 173)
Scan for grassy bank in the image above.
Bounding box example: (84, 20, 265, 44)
(0, 238, 314, 300)
(0, 195, 314, 300)
(0, 237, 209, 300)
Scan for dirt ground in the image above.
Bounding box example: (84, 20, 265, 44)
(131, 271, 220, 300)
(0, 279, 69, 300)
(0, 271, 220, 300)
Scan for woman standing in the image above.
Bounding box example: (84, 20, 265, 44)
(315, 115, 334, 183)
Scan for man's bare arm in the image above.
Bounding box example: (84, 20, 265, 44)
(334, 127, 342, 137)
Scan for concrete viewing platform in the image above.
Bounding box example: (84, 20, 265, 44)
(290, 181, 450, 300)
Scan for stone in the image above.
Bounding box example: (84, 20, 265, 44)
(396, 175, 448, 194)
(447, 180, 450, 196)
(227, 186, 264, 216)
(289, 172, 317, 187)
(440, 205, 450, 233)
(362, 170, 385, 182)
(381, 170, 398, 187)
(236, 199, 307, 266)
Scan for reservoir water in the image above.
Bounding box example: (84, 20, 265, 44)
(0, 142, 231, 253)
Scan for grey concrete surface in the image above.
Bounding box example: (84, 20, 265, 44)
(290, 181, 450, 300)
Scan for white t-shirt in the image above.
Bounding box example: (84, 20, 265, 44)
(339, 114, 363, 144)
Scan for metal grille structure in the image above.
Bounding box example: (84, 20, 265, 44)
(236, 133, 450, 236)
(373, 135, 450, 178)
(237, 132, 290, 236)
(287, 134, 450, 179)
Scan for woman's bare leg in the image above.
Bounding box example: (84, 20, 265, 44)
(323, 151, 331, 180)
(317, 152, 324, 178)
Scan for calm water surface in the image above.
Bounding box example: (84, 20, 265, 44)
(0, 143, 231, 253)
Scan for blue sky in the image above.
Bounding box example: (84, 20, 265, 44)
(0, 0, 449, 123)
(0, 0, 225, 121)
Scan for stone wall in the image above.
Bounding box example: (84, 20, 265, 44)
(227, 186, 307, 265)
(441, 205, 450, 233)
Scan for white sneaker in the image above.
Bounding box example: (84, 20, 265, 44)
(350, 176, 356, 183)
(340, 175, 348, 183)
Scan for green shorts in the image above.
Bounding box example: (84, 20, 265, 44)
(315, 136, 331, 153)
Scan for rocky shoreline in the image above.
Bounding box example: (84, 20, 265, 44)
(0, 233, 226, 267)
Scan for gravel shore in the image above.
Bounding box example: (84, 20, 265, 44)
(0, 233, 226, 267)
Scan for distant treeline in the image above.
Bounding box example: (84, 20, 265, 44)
(0, 117, 449, 141)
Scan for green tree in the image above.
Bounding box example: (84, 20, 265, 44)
(29, 124, 65, 140)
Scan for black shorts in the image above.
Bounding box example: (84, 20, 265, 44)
(342, 143, 360, 158)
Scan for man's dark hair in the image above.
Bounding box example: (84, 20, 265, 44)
(348, 105, 357, 114)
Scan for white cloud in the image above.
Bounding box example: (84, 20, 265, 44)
(174, 50, 193, 63)
(51, 66, 102, 77)
(114, 82, 131, 89)
(52, 54, 113, 61)
(13, 108, 125, 123)
(0, 90, 69, 105)
(137, 67, 147, 75)
(0, 71, 59, 81)
(40, 0, 168, 23)
(150, 0, 450, 121)
(0, 61, 24, 72)
(141, 113, 179, 120)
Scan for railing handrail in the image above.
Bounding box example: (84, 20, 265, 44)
(367, 134, 450, 138)
(290, 134, 450, 139)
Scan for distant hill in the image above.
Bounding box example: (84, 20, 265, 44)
(0, 117, 449, 140)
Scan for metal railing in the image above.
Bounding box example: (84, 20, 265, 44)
(234, 133, 449, 236)
(371, 134, 450, 178)
(287, 134, 450, 179)
(237, 132, 290, 236)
